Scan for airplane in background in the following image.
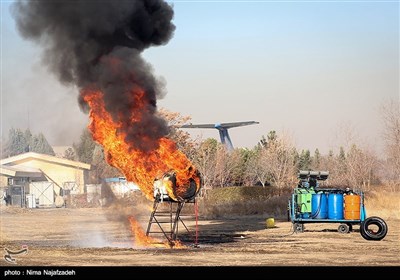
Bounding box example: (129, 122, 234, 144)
(180, 121, 259, 151)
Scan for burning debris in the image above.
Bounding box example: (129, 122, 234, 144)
(154, 170, 201, 202)
(12, 0, 201, 247)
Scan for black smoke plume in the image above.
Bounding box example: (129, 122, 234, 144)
(11, 0, 175, 152)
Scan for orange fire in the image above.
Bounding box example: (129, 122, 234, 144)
(83, 90, 200, 201)
(128, 216, 168, 248)
(82, 89, 200, 247)
(128, 216, 186, 249)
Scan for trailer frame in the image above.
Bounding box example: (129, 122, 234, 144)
(288, 190, 366, 234)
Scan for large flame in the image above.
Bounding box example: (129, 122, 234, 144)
(83, 90, 201, 201)
(83, 89, 200, 248)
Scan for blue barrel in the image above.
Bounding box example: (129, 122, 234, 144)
(301, 213, 310, 219)
(328, 193, 344, 219)
(311, 193, 328, 219)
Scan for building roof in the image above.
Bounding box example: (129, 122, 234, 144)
(0, 152, 91, 170)
(0, 165, 44, 178)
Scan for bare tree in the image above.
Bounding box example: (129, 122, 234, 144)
(192, 138, 218, 188)
(264, 133, 297, 193)
(326, 120, 381, 187)
(230, 148, 254, 186)
(380, 99, 400, 182)
(332, 121, 360, 152)
(319, 144, 378, 189)
(335, 146, 349, 186)
(346, 144, 378, 190)
(157, 108, 198, 160)
(245, 146, 270, 187)
(213, 146, 243, 187)
(316, 150, 336, 186)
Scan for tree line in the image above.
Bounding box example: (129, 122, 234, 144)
(2, 128, 55, 157)
(164, 101, 400, 192)
(2, 100, 399, 191)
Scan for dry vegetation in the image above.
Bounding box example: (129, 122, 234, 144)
(364, 188, 400, 220)
(197, 186, 291, 218)
(1, 183, 399, 267)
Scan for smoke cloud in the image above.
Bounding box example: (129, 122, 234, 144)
(11, 0, 175, 152)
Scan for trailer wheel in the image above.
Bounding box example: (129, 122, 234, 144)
(360, 216, 388, 241)
(294, 223, 304, 233)
(338, 224, 350, 234)
(347, 224, 353, 232)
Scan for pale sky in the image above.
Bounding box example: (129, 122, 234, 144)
(1, 0, 399, 156)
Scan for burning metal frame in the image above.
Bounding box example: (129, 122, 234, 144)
(145, 194, 198, 248)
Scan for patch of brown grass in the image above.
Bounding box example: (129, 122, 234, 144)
(365, 190, 400, 220)
(198, 186, 291, 219)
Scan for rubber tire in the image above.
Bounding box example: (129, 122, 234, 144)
(360, 216, 388, 241)
(360, 225, 371, 240)
(338, 224, 350, 234)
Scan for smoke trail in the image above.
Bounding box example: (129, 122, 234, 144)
(11, 0, 175, 152)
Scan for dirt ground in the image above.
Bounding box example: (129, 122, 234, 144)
(0, 205, 399, 267)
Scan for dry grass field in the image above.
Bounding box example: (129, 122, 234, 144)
(1, 189, 399, 269)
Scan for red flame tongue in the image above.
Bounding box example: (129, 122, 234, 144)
(83, 89, 200, 201)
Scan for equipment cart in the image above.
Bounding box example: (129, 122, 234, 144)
(288, 171, 388, 241)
